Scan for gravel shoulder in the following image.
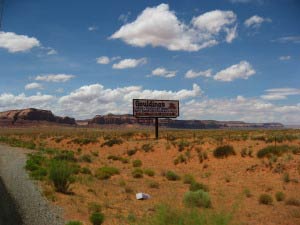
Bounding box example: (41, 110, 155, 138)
(0, 144, 64, 225)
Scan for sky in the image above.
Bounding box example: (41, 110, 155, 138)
(0, 0, 300, 124)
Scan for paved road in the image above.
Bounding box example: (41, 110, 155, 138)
(0, 177, 23, 225)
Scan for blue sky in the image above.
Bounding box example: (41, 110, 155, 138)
(0, 0, 300, 124)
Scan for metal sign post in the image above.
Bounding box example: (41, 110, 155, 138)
(133, 99, 179, 139)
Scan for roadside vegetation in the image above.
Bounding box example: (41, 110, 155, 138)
(0, 128, 299, 225)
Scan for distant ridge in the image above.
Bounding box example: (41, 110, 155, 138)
(0, 109, 284, 129)
(88, 114, 284, 129)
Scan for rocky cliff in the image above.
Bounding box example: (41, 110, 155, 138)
(0, 108, 76, 125)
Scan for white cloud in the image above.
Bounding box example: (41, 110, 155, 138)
(214, 61, 255, 82)
(279, 55, 291, 61)
(88, 26, 98, 31)
(35, 74, 75, 82)
(149, 67, 177, 78)
(112, 58, 147, 69)
(47, 49, 57, 55)
(244, 15, 271, 28)
(55, 88, 64, 93)
(0, 92, 54, 110)
(181, 96, 300, 124)
(261, 88, 300, 100)
(110, 4, 237, 51)
(25, 82, 43, 90)
(0, 31, 40, 53)
(192, 10, 237, 43)
(274, 36, 300, 44)
(1, 84, 300, 124)
(58, 83, 202, 118)
(96, 56, 110, 64)
(185, 69, 212, 79)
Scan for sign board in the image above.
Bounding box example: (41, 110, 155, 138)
(133, 99, 179, 118)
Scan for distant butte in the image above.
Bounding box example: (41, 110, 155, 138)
(0, 108, 76, 126)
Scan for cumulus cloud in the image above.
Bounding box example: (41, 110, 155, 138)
(261, 88, 300, 100)
(244, 15, 271, 28)
(185, 69, 212, 79)
(0, 92, 54, 110)
(0, 31, 40, 53)
(96, 56, 110, 64)
(25, 82, 43, 90)
(279, 56, 291, 61)
(214, 61, 255, 82)
(35, 74, 75, 82)
(110, 4, 237, 51)
(112, 58, 147, 69)
(58, 83, 201, 118)
(181, 96, 300, 124)
(149, 67, 177, 78)
(192, 10, 237, 43)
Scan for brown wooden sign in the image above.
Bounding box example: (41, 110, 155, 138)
(133, 99, 179, 139)
(133, 99, 179, 118)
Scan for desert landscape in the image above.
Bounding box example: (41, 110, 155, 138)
(0, 109, 299, 225)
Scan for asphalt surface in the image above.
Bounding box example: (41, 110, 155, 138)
(0, 178, 23, 225)
(0, 144, 64, 225)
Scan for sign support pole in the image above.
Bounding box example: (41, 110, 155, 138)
(155, 118, 158, 139)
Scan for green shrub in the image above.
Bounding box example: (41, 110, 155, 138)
(283, 172, 290, 183)
(183, 174, 195, 184)
(285, 198, 300, 206)
(25, 154, 46, 171)
(65, 221, 83, 225)
(95, 166, 119, 180)
(79, 154, 92, 163)
(257, 145, 291, 158)
(49, 161, 75, 193)
(173, 154, 187, 165)
(142, 143, 153, 152)
(165, 171, 180, 181)
(80, 167, 92, 174)
(127, 149, 137, 156)
(177, 140, 190, 152)
(132, 168, 143, 178)
(120, 157, 129, 164)
(141, 204, 231, 225)
(54, 151, 76, 162)
(259, 194, 273, 205)
(89, 212, 104, 225)
(107, 155, 121, 160)
(243, 188, 252, 198)
(88, 202, 102, 213)
(148, 181, 159, 189)
(275, 192, 285, 201)
(132, 159, 142, 167)
(213, 145, 236, 158)
(144, 168, 155, 177)
(30, 167, 48, 180)
(101, 138, 123, 147)
(183, 190, 212, 208)
(189, 182, 209, 192)
(72, 137, 98, 145)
